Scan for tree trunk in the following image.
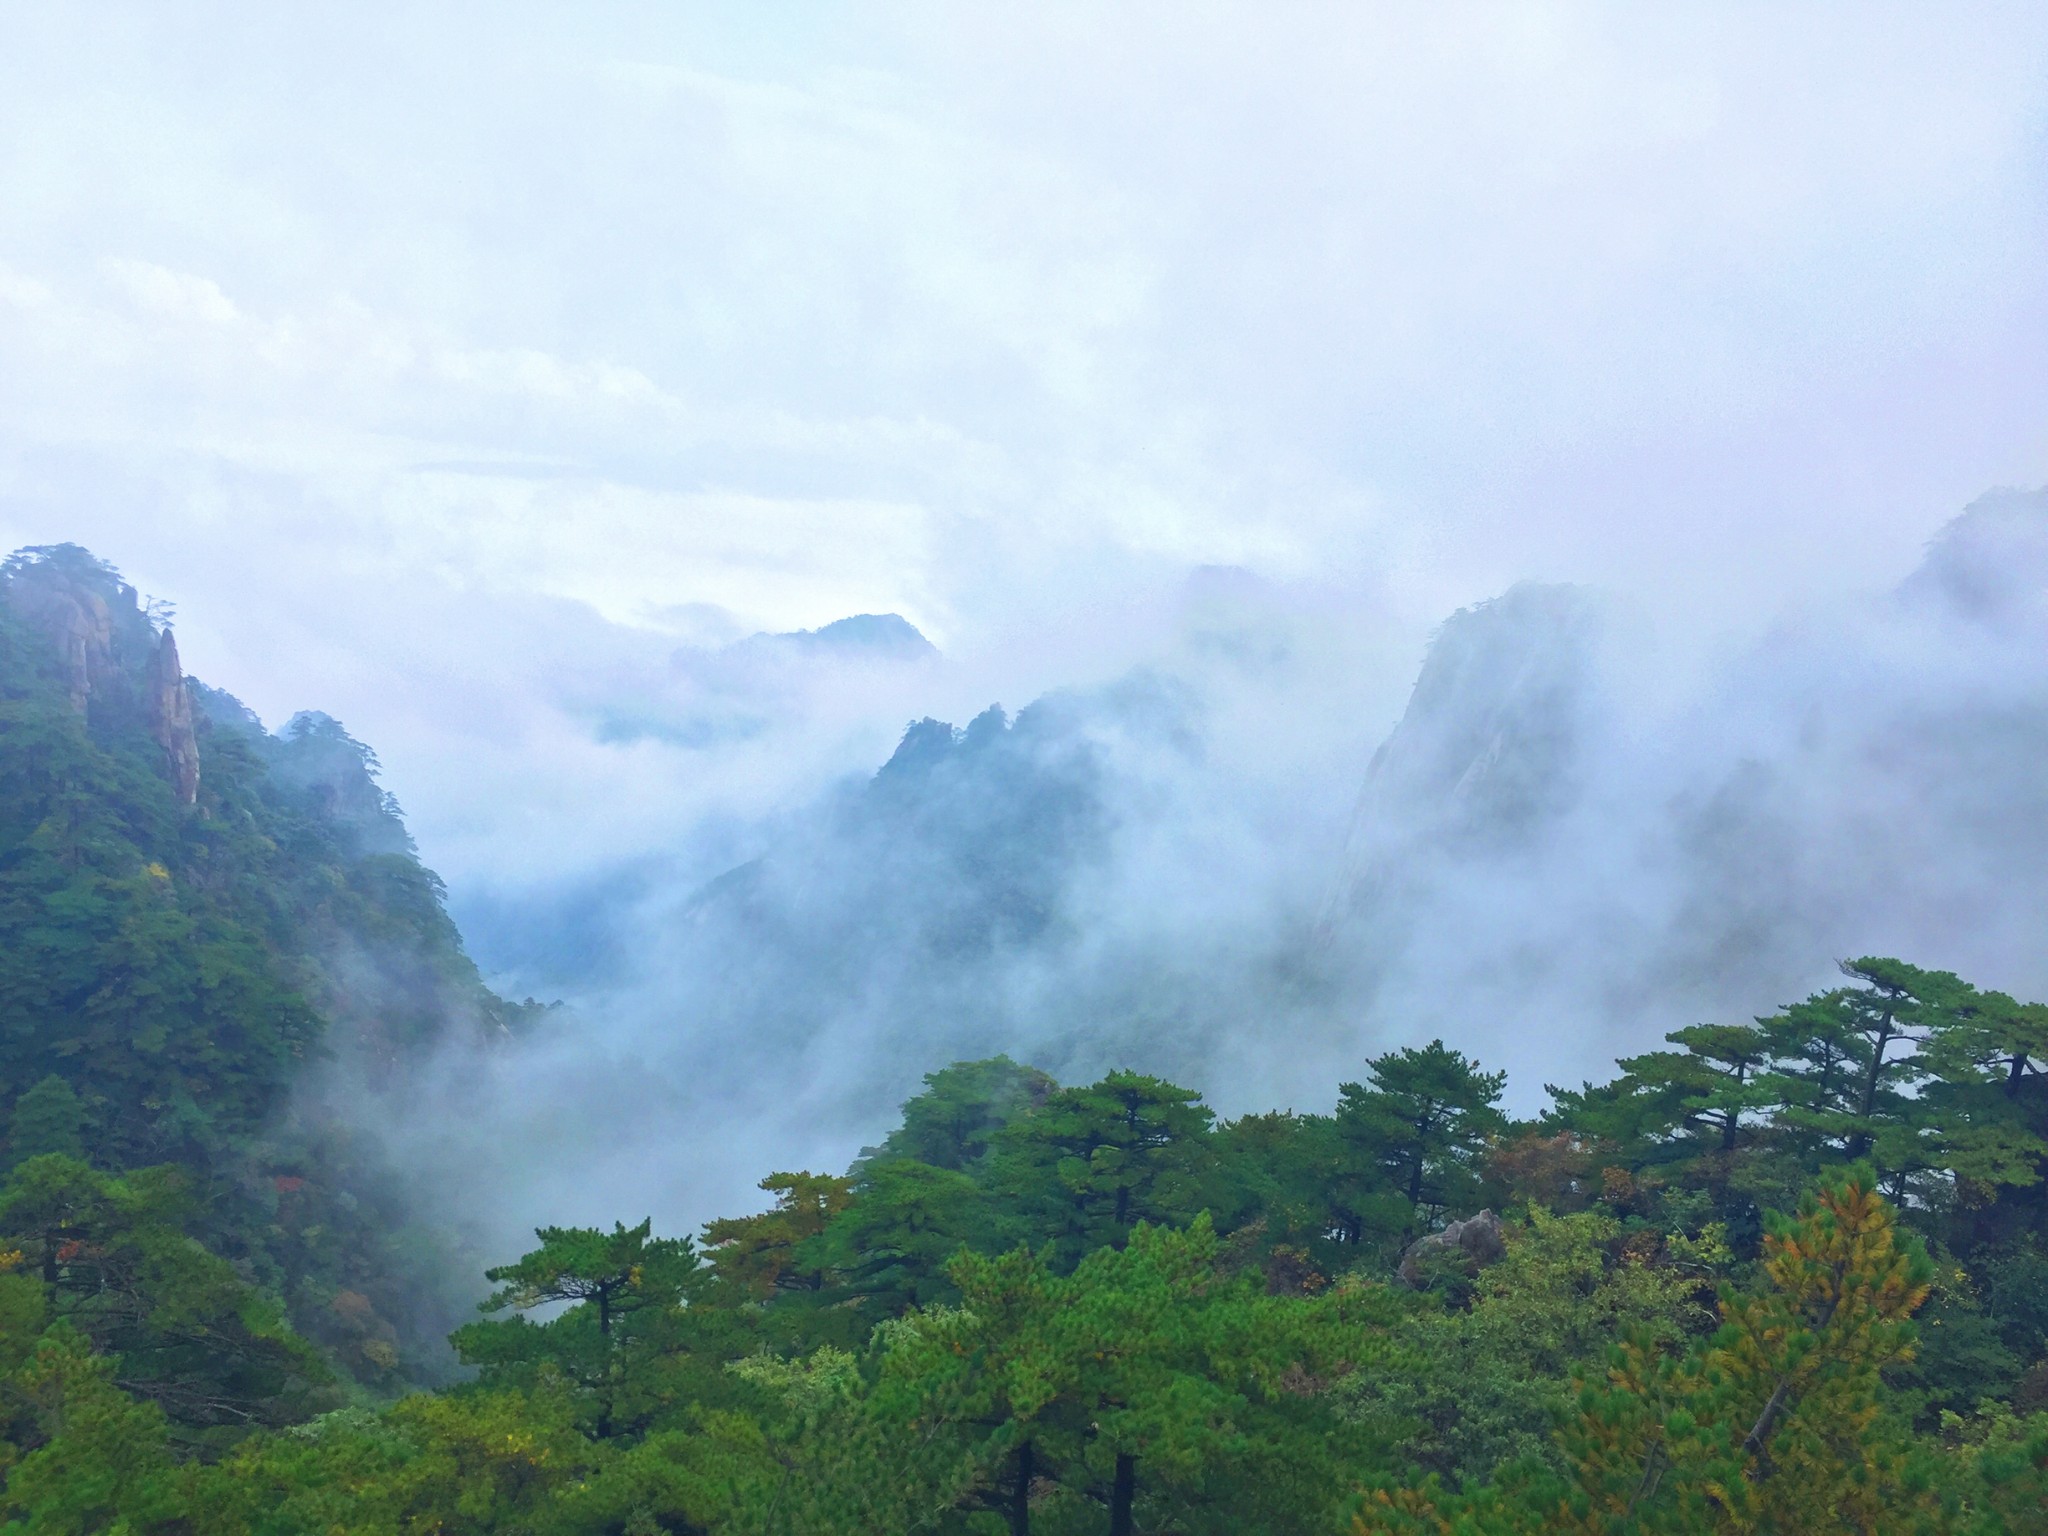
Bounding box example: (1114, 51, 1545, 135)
(1720, 1060, 1747, 1153)
(1742, 1380, 1794, 1481)
(1857, 1026, 1893, 1119)
(1109, 1453, 1136, 1536)
(596, 1283, 617, 1438)
(1846, 1024, 1895, 1159)
(1010, 1440, 1033, 1536)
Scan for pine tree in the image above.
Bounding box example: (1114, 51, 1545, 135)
(6, 1075, 85, 1165)
(453, 1218, 700, 1440)
(1339, 1040, 1508, 1234)
(987, 1070, 1216, 1264)
(702, 1172, 854, 1298)
(1355, 1173, 1944, 1536)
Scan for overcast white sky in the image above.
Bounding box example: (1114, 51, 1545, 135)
(2, 3, 2045, 889)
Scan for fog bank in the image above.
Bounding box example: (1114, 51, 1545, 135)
(367, 491, 2048, 1247)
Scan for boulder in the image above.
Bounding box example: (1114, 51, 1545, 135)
(1396, 1209, 1506, 1288)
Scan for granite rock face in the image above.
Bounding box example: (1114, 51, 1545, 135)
(4, 560, 115, 714)
(1396, 1209, 1507, 1288)
(148, 629, 200, 805)
(1319, 582, 1607, 941)
(2, 546, 200, 804)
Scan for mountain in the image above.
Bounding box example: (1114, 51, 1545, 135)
(598, 612, 939, 750)
(1897, 484, 2048, 628)
(495, 488, 2048, 1174)
(724, 612, 938, 664)
(1321, 581, 1607, 932)
(0, 543, 531, 1385)
(1317, 487, 2048, 1088)
(445, 488, 2048, 1196)
(657, 691, 1121, 1091)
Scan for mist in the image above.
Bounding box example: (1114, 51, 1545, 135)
(330, 487, 2048, 1257)
(2, 7, 2047, 1249)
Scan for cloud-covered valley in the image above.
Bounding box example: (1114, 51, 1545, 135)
(349, 489, 2048, 1250)
(3, 6, 2047, 1242)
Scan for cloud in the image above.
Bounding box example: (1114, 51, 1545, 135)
(2, 5, 2047, 1234)
(364, 494, 2048, 1251)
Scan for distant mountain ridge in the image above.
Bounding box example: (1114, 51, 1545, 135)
(614, 487, 2048, 1123)
(1316, 486, 2048, 1083)
(597, 611, 939, 750)
(727, 611, 937, 662)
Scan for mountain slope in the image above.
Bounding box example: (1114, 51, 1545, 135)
(0, 543, 530, 1383)
(1319, 488, 2048, 1088)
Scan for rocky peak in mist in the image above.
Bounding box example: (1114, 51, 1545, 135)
(1, 543, 201, 804)
(1309, 487, 2048, 1092)
(1327, 480, 2048, 932)
(194, 693, 417, 860)
(1372, 582, 1603, 839)
(1896, 486, 2048, 628)
(686, 697, 1109, 970)
(612, 683, 1249, 1111)
(740, 612, 937, 662)
(873, 703, 1012, 786)
(606, 611, 940, 751)
(1324, 581, 1606, 932)
(674, 611, 937, 686)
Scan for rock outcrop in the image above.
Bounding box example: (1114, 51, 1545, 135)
(1897, 486, 2048, 630)
(1396, 1209, 1507, 1288)
(2, 547, 200, 804)
(4, 561, 114, 714)
(1319, 583, 1606, 938)
(148, 629, 200, 805)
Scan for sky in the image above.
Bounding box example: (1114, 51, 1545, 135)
(1, 2, 2046, 898)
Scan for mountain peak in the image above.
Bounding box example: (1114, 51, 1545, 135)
(1899, 486, 2048, 625)
(2, 544, 199, 802)
(806, 613, 936, 655)
(733, 612, 937, 662)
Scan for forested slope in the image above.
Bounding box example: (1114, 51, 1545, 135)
(6, 957, 2047, 1527)
(0, 543, 535, 1394)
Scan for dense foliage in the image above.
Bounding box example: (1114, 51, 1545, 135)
(6, 956, 2046, 1532)
(2, 546, 2045, 1531)
(0, 545, 534, 1390)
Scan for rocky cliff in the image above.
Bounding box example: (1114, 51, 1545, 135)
(1321, 581, 1607, 934)
(3, 547, 118, 713)
(147, 627, 200, 804)
(1, 543, 199, 804)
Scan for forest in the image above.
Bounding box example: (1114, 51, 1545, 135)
(1, 545, 2046, 1534)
